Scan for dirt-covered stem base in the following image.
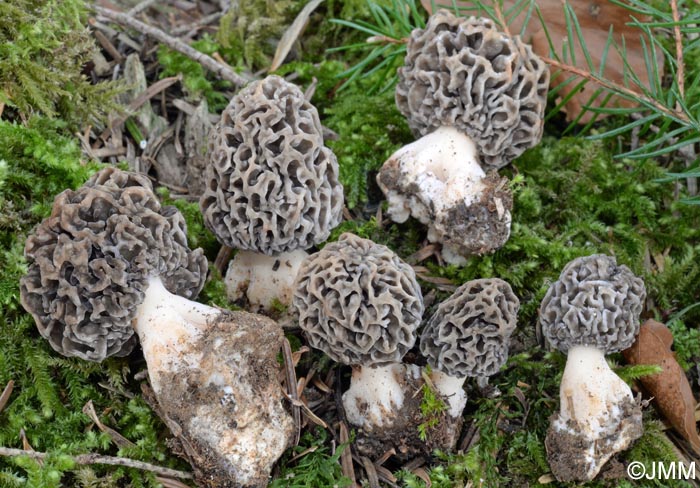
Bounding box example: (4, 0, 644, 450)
(546, 345, 643, 481)
(133, 276, 294, 487)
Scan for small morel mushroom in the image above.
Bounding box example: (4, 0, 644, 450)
(293, 233, 424, 450)
(20, 167, 293, 488)
(201, 75, 344, 312)
(420, 278, 519, 447)
(377, 10, 549, 263)
(539, 254, 646, 482)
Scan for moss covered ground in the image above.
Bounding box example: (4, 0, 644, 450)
(0, 0, 699, 487)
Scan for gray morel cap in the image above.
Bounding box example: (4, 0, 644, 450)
(293, 233, 424, 366)
(420, 278, 519, 378)
(396, 10, 549, 170)
(200, 75, 344, 254)
(20, 167, 207, 362)
(539, 254, 646, 354)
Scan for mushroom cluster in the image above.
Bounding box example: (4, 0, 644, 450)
(540, 254, 646, 482)
(293, 233, 520, 457)
(21, 167, 293, 488)
(377, 10, 549, 263)
(201, 75, 344, 312)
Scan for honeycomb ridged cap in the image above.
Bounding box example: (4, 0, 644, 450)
(396, 10, 550, 169)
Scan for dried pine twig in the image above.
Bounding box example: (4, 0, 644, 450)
(671, 0, 685, 99)
(126, 0, 158, 17)
(485, 1, 689, 125)
(539, 55, 689, 124)
(93, 6, 251, 87)
(0, 447, 193, 479)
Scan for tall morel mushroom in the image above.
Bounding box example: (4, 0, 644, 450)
(377, 10, 549, 263)
(293, 233, 424, 439)
(539, 254, 646, 482)
(20, 167, 293, 488)
(420, 278, 519, 421)
(201, 75, 344, 312)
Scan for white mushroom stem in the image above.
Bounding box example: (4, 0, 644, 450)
(225, 249, 308, 312)
(343, 363, 421, 431)
(428, 369, 467, 418)
(379, 125, 512, 264)
(383, 126, 485, 225)
(133, 276, 221, 394)
(554, 345, 635, 440)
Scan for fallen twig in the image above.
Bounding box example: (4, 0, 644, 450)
(82, 400, 135, 449)
(541, 55, 688, 123)
(213, 245, 233, 276)
(339, 422, 358, 488)
(269, 0, 324, 72)
(282, 337, 302, 446)
(361, 456, 381, 488)
(126, 0, 158, 17)
(0, 381, 14, 415)
(93, 6, 251, 87)
(171, 12, 223, 37)
(0, 447, 193, 479)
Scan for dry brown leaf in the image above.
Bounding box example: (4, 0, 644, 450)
(269, 0, 325, 72)
(622, 319, 700, 456)
(421, 0, 663, 123)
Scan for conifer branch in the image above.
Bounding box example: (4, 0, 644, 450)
(0, 447, 194, 479)
(539, 55, 689, 124)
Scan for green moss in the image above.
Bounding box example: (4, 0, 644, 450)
(157, 35, 231, 111)
(325, 86, 412, 208)
(0, 0, 121, 128)
(217, 0, 298, 70)
(270, 427, 352, 488)
(417, 372, 447, 441)
(667, 319, 700, 370)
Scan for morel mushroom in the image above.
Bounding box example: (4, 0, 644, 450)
(20, 167, 293, 488)
(377, 10, 549, 263)
(201, 75, 344, 312)
(293, 233, 424, 434)
(420, 278, 519, 420)
(539, 254, 646, 482)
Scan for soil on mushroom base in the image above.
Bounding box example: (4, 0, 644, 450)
(352, 367, 463, 460)
(440, 171, 513, 256)
(545, 396, 643, 482)
(153, 313, 293, 488)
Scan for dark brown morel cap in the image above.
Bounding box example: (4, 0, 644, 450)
(420, 278, 519, 378)
(539, 254, 646, 354)
(293, 233, 423, 366)
(20, 167, 207, 362)
(396, 10, 549, 170)
(200, 75, 344, 254)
